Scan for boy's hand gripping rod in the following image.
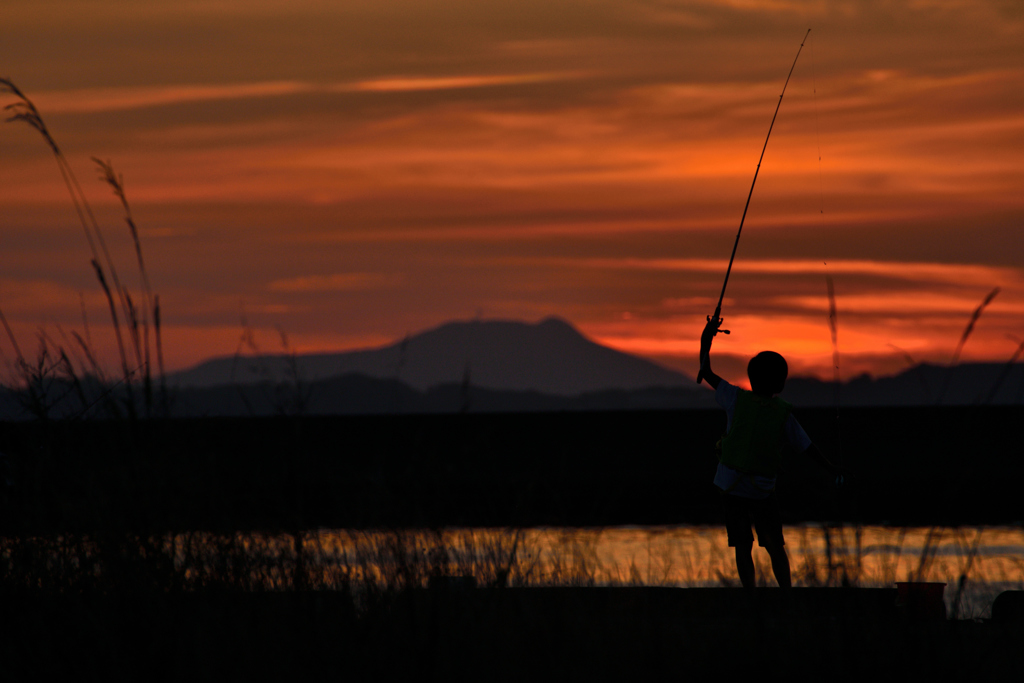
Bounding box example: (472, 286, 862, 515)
(697, 29, 811, 385)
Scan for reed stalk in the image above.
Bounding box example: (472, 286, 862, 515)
(983, 336, 1024, 404)
(938, 287, 1000, 404)
(2, 78, 166, 417)
(2, 79, 132, 387)
(94, 158, 162, 414)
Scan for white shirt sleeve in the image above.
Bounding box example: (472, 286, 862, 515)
(784, 414, 813, 453)
(715, 380, 738, 431)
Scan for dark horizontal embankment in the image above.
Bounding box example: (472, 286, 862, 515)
(0, 407, 1018, 533)
(1, 587, 1021, 679)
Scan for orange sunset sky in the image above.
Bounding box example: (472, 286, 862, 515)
(2, 1, 1023, 382)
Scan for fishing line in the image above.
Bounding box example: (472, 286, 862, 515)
(697, 28, 811, 384)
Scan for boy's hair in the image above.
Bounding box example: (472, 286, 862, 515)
(747, 351, 788, 395)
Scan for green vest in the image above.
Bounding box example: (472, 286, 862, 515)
(719, 390, 793, 477)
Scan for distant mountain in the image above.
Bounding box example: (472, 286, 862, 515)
(154, 360, 1024, 417)
(167, 317, 697, 396)
(96, 361, 1024, 417)
(4, 318, 1021, 419)
(782, 362, 1024, 407)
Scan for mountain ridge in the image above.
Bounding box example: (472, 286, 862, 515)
(149, 317, 1024, 413)
(168, 317, 696, 396)
(3, 359, 1022, 420)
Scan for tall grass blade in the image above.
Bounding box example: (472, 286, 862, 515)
(914, 527, 942, 582)
(94, 157, 158, 412)
(888, 343, 933, 400)
(2, 80, 136, 389)
(983, 337, 1024, 404)
(951, 527, 983, 619)
(91, 260, 131, 383)
(71, 330, 104, 383)
(79, 292, 93, 349)
(938, 287, 999, 404)
(825, 275, 842, 470)
(155, 295, 167, 412)
(1, 77, 58, 153)
(3, 79, 170, 416)
(826, 276, 839, 383)
(0, 307, 26, 367)
(3, 80, 124, 309)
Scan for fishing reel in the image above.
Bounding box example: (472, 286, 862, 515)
(706, 314, 730, 335)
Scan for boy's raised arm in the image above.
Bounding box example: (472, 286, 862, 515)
(699, 316, 724, 389)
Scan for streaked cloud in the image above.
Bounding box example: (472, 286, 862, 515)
(776, 293, 1024, 316)
(351, 73, 579, 93)
(2, 0, 1023, 382)
(488, 257, 1023, 287)
(31, 82, 312, 114)
(267, 272, 399, 293)
(29, 73, 581, 115)
(0, 278, 106, 316)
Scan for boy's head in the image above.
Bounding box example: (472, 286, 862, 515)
(747, 351, 788, 396)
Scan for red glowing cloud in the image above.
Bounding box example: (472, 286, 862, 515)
(2, 1, 1022, 381)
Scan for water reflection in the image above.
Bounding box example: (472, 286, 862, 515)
(180, 525, 1024, 618)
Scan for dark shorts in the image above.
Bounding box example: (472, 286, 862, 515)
(723, 491, 785, 548)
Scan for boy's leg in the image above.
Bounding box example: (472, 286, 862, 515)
(723, 493, 756, 588)
(764, 542, 791, 589)
(734, 542, 756, 589)
(752, 493, 791, 588)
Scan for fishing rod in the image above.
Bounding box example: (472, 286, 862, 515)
(697, 28, 811, 384)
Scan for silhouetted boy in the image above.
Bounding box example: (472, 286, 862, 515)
(699, 316, 840, 589)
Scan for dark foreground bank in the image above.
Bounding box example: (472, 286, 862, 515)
(1, 406, 1020, 532)
(2, 587, 1022, 680)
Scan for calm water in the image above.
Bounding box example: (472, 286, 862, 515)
(208, 525, 1024, 618)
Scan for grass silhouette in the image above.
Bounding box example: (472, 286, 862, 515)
(938, 286, 1000, 404)
(1, 78, 164, 418)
